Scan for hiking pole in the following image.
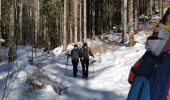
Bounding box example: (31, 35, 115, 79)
(93, 62, 94, 79)
(65, 53, 69, 76)
(77, 59, 81, 75)
(91, 58, 95, 79)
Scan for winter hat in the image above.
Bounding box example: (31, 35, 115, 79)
(73, 44, 78, 47)
(83, 42, 88, 47)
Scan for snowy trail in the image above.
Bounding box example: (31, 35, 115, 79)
(0, 31, 148, 100)
(45, 42, 146, 100)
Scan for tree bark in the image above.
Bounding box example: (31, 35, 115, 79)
(35, 0, 39, 45)
(128, 0, 134, 34)
(128, 0, 135, 46)
(68, 0, 73, 43)
(44, 16, 47, 43)
(121, 0, 127, 43)
(84, 0, 87, 40)
(63, 0, 67, 51)
(159, 0, 163, 17)
(0, 0, 1, 48)
(19, 0, 22, 44)
(79, 0, 82, 41)
(74, 0, 78, 43)
(134, 0, 139, 32)
(8, 0, 16, 62)
(70, 23, 73, 43)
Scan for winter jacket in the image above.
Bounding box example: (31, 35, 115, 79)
(149, 52, 170, 100)
(128, 52, 170, 100)
(70, 48, 80, 61)
(128, 36, 170, 100)
(79, 47, 94, 60)
(128, 76, 150, 100)
(128, 51, 158, 84)
(167, 87, 170, 100)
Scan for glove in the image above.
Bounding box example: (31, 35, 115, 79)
(91, 57, 95, 63)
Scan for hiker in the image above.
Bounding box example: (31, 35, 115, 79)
(149, 8, 170, 100)
(70, 44, 80, 77)
(127, 8, 170, 100)
(80, 42, 94, 79)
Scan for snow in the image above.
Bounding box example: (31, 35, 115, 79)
(0, 30, 148, 100)
(152, 14, 160, 20)
(0, 38, 5, 43)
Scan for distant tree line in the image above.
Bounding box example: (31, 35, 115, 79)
(0, 0, 168, 62)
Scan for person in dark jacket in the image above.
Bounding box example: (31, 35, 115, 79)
(70, 44, 80, 77)
(80, 42, 94, 79)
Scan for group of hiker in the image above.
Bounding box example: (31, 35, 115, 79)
(67, 7, 170, 99)
(69, 42, 94, 79)
(127, 8, 170, 100)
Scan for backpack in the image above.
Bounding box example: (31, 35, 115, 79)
(71, 49, 79, 60)
(81, 47, 90, 59)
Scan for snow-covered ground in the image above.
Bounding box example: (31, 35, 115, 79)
(0, 30, 148, 100)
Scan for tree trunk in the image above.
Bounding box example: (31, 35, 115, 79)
(159, 0, 163, 17)
(70, 23, 73, 43)
(68, 0, 73, 43)
(44, 16, 47, 43)
(94, 0, 99, 39)
(44, 15, 50, 52)
(84, 0, 87, 40)
(121, 0, 127, 44)
(0, 0, 2, 62)
(134, 0, 139, 32)
(8, 1, 16, 62)
(128, 0, 135, 46)
(63, 0, 67, 51)
(19, 0, 22, 44)
(74, 0, 78, 43)
(79, 0, 82, 41)
(60, 5, 63, 47)
(0, 0, 1, 48)
(35, 0, 39, 45)
(168, 0, 170, 7)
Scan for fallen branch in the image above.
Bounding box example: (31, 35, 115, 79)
(26, 75, 69, 95)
